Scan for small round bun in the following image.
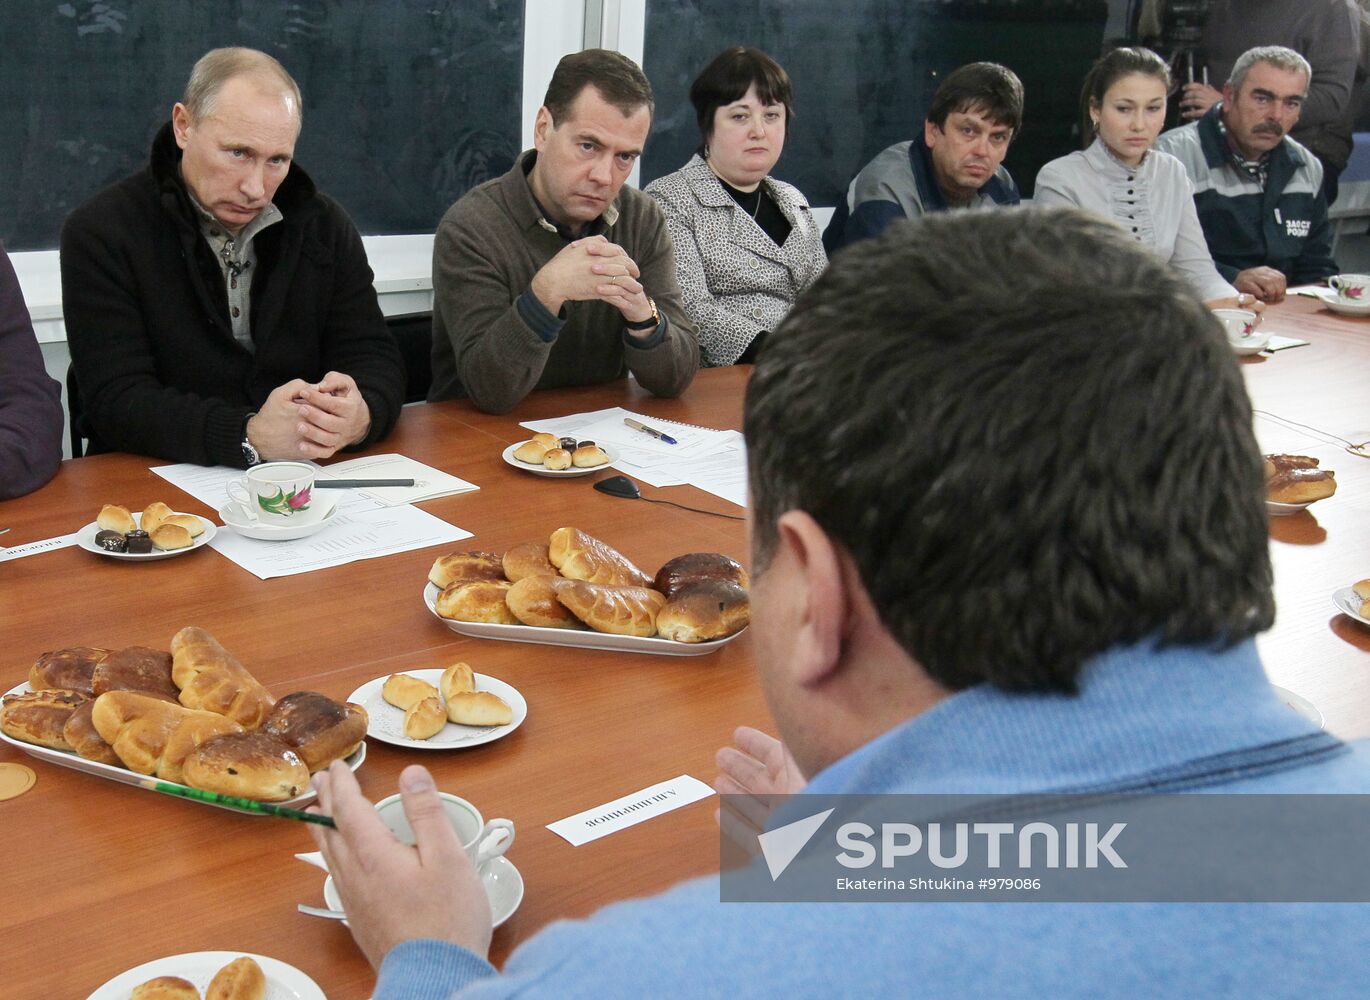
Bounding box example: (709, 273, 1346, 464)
(531, 432, 559, 449)
(503, 541, 558, 581)
(572, 444, 609, 468)
(96, 504, 136, 534)
(263, 691, 368, 771)
(182, 731, 310, 801)
(141, 501, 175, 534)
(151, 522, 194, 550)
(653, 552, 750, 598)
(429, 551, 506, 588)
(164, 512, 205, 537)
(656, 579, 751, 643)
(507, 575, 583, 628)
(206, 956, 267, 1000)
(543, 448, 572, 471)
(130, 977, 201, 1000)
(513, 439, 550, 464)
(435, 580, 518, 624)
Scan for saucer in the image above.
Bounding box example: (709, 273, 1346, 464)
(1270, 684, 1325, 729)
(218, 500, 338, 540)
(1265, 499, 1314, 516)
(1320, 293, 1370, 317)
(88, 951, 324, 999)
(1332, 586, 1370, 627)
(323, 856, 523, 928)
(1229, 332, 1271, 356)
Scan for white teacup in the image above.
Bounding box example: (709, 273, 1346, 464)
(1212, 308, 1259, 340)
(374, 791, 515, 868)
(1328, 273, 1370, 302)
(226, 461, 319, 525)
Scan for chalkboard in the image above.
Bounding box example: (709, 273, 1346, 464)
(641, 0, 1110, 205)
(0, 0, 524, 251)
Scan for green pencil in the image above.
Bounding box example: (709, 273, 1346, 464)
(137, 777, 336, 827)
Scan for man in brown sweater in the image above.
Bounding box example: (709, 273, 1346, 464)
(428, 50, 699, 413)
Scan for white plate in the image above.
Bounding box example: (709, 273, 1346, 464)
(1333, 586, 1370, 626)
(76, 511, 216, 560)
(1229, 333, 1271, 356)
(218, 499, 339, 541)
(0, 682, 364, 812)
(501, 441, 620, 478)
(1322, 295, 1370, 317)
(1269, 684, 1325, 730)
(424, 582, 746, 657)
(323, 856, 523, 929)
(87, 950, 324, 1000)
(1266, 498, 1315, 516)
(347, 667, 527, 750)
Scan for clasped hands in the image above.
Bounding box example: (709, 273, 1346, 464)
(1178, 81, 1221, 121)
(530, 235, 657, 333)
(246, 371, 371, 461)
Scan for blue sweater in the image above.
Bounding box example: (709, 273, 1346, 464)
(373, 640, 1370, 999)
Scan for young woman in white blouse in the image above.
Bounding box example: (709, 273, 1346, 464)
(1035, 47, 1260, 314)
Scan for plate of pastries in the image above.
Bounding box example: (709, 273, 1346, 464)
(1264, 454, 1337, 515)
(89, 952, 323, 1000)
(502, 433, 617, 477)
(78, 502, 216, 559)
(348, 663, 527, 750)
(1332, 579, 1370, 627)
(425, 527, 750, 655)
(0, 627, 366, 809)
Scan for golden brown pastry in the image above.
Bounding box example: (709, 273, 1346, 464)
(140, 501, 175, 534)
(507, 575, 583, 629)
(530, 431, 559, 450)
(428, 551, 506, 589)
(28, 646, 111, 695)
(513, 439, 550, 464)
(182, 731, 310, 801)
(0, 688, 88, 750)
(1266, 468, 1337, 504)
(170, 627, 276, 729)
(548, 527, 653, 588)
(1354, 579, 1370, 617)
(263, 691, 368, 771)
(205, 956, 267, 1000)
(1263, 454, 1321, 478)
(164, 512, 206, 537)
(656, 580, 751, 643)
(382, 673, 440, 711)
(542, 448, 572, 471)
(61, 699, 122, 765)
(653, 552, 750, 598)
(435, 580, 519, 625)
(447, 691, 513, 727)
(91, 646, 178, 699)
(96, 503, 136, 534)
(440, 662, 476, 698)
(91, 691, 243, 783)
(572, 443, 609, 468)
(130, 977, 201, 1000)
(550, 579, 666, 637)
(151, 522, 194, 550)
(502, 541, 558, 581)
(404, 695, 448, 739)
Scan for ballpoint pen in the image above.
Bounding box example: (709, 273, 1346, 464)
(623, 417, 677, 445)
(315, 479, 416, 488)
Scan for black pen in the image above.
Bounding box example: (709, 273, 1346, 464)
(315, 479, 415, 488)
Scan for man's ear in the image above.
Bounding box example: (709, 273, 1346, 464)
(533, 107, 553, 151)
(774, 510, 848, 689)
(171, 103, 192, 150)
(1221, 83, 1235, 107)
(923, 118, 939, 149)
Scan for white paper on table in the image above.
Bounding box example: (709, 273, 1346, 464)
(1264, 333, 1310, 351)
(546, 775, 715, 846)
(668, 447, 749, 507)
(207, 504, 472, 580)
(1289, 285, 1331, 299)
(316, 453, 479, 506)
(0, 533, 79, 563)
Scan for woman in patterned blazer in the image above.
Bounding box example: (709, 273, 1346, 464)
(645, 47, 827, 366)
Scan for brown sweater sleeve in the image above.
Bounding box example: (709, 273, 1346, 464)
(621, 194, 700, 398)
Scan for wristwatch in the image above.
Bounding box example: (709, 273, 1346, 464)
(241, 413, 260, 467)
(624, 296, 660, 331)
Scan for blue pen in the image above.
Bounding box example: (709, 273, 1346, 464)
(624, 417, 677, 445)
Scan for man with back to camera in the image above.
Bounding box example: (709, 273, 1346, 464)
(822, 61, 1023, 253)
(426, 49, 699, 414)
(1156, 46, 1339, 304)
(305, 206, 1370, 998)
(60, 47, 404, 468)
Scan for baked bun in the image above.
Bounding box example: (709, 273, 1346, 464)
(1354, 578, 1370, 617)
(170, 627, 276, 729)
(653, 552, 750, 598)
(435, 580, 518, 624)
(263, 691, 367, 771)
(429, 551, 506, 589)
(29, 646, 111, 695)
(382, 673, 440, 710)
(440, 662, 475, 698)
(513, 439, 550, 464)
(542, 448, 572, 471)
(1, 688, 88, 750)
(182, 731, 310, 801)
(1264, 454, 1320, 478)
(141, 501, 175, 534)
(447, 691, 513, 727)
(164, 512, 205, 537)
(62, 700, 122, 765)
(507, 575, 583, 628)
(404, 696, 447, 739)
(91, 691, 244, 783)
(502, 541, 557, 581)
(130, 977, 201, 1000)
(206, 956, 267, 1000)
(92, 646, 178, 699)
(656, 580, 751, 642)
(550, 579, 666, 637)
(151, 522, 194, 550)
(530, 432, 559, 450)
(549, 527, 653, 588)
(97, 504, 136, 534)
(572, 443, 609, 468)
(1267, 467, 1336, 504)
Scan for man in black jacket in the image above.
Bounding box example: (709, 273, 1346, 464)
(61, 47, 404, 467)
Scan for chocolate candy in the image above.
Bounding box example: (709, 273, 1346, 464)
(558, 437, 577, 450)
(123, 529, 153, 554)
(94, 529, 127, 553)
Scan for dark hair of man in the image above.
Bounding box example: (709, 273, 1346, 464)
(744, 206, 1273, 693)
(925, 62, 1023, 134)
(543, 48, 654, 126)
(690, 46, 794, 156)
(1079, 46, 1171, 148)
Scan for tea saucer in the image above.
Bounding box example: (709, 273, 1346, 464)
(218, 500, 338, 541)
(323, 856, 523, 927)
(1320, 293, 1370, 317)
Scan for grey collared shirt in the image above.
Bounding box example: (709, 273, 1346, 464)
(185, 187, 283, 351)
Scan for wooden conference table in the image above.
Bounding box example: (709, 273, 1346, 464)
(1, 299, 1368, 997)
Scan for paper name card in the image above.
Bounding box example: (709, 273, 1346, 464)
(547, 775, 714, 846)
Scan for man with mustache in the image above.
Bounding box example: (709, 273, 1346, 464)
(427, 49, 698, 413)
(1156, 46, 1338, 304)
